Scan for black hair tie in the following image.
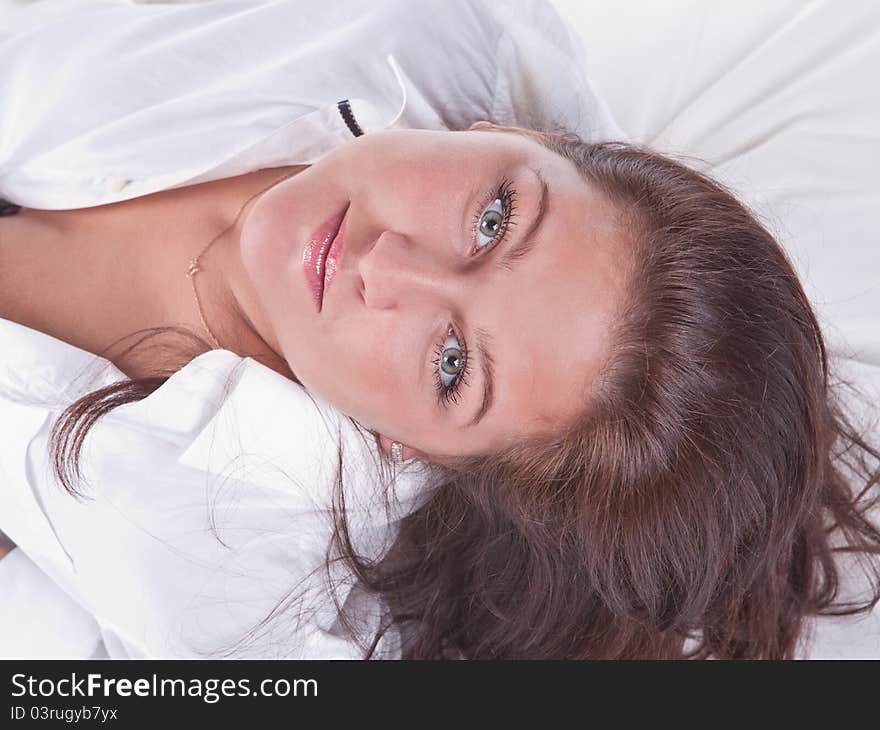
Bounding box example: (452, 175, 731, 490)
(337, 99, 364, 138)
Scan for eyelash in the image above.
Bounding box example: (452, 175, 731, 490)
(430, 179, 519, 408)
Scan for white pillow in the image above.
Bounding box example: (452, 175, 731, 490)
(550, 0, 880, 368)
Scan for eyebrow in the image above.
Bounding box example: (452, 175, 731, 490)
(464, 167, 551, 429)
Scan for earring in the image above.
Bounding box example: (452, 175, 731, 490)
(390, 441, 404, 464)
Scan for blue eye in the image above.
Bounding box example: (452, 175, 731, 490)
(432, 324, 470, 408)
(431, 179, 519, 409)
(470, 178, 518, 256)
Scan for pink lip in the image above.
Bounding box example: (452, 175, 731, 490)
(303, 204, 348, 312)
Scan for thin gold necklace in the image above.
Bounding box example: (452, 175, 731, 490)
(186, 168, 301, 349)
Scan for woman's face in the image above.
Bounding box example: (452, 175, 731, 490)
(239, 123, 628, 464)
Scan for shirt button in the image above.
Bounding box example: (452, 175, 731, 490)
(106, 176, 130, 192)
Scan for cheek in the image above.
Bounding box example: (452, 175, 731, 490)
(287, 325, 417, 427)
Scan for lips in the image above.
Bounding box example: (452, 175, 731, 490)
(323, 204, 348, 302)
(303, 204, 348, 312)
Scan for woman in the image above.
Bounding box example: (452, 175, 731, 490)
(2, 118, 880, 659)
(2, 1, 879, 660)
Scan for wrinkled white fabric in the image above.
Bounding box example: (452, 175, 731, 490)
(0, 0, 625, 210)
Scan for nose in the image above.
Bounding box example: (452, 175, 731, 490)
(358, 230, 465, 310)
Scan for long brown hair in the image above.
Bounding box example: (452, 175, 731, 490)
(47, 131, 880, 659)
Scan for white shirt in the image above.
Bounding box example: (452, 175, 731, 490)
(0, 0, 625, 209)
(0, 0, 625, 657)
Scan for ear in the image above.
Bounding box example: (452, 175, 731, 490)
(468, 120, 497, 132)
(468, 119, 510, 132)
(468, 120, 547, 145)
(377, 433, 429, 464)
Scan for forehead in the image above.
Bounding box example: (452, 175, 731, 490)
(484, 141, 628, 438)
